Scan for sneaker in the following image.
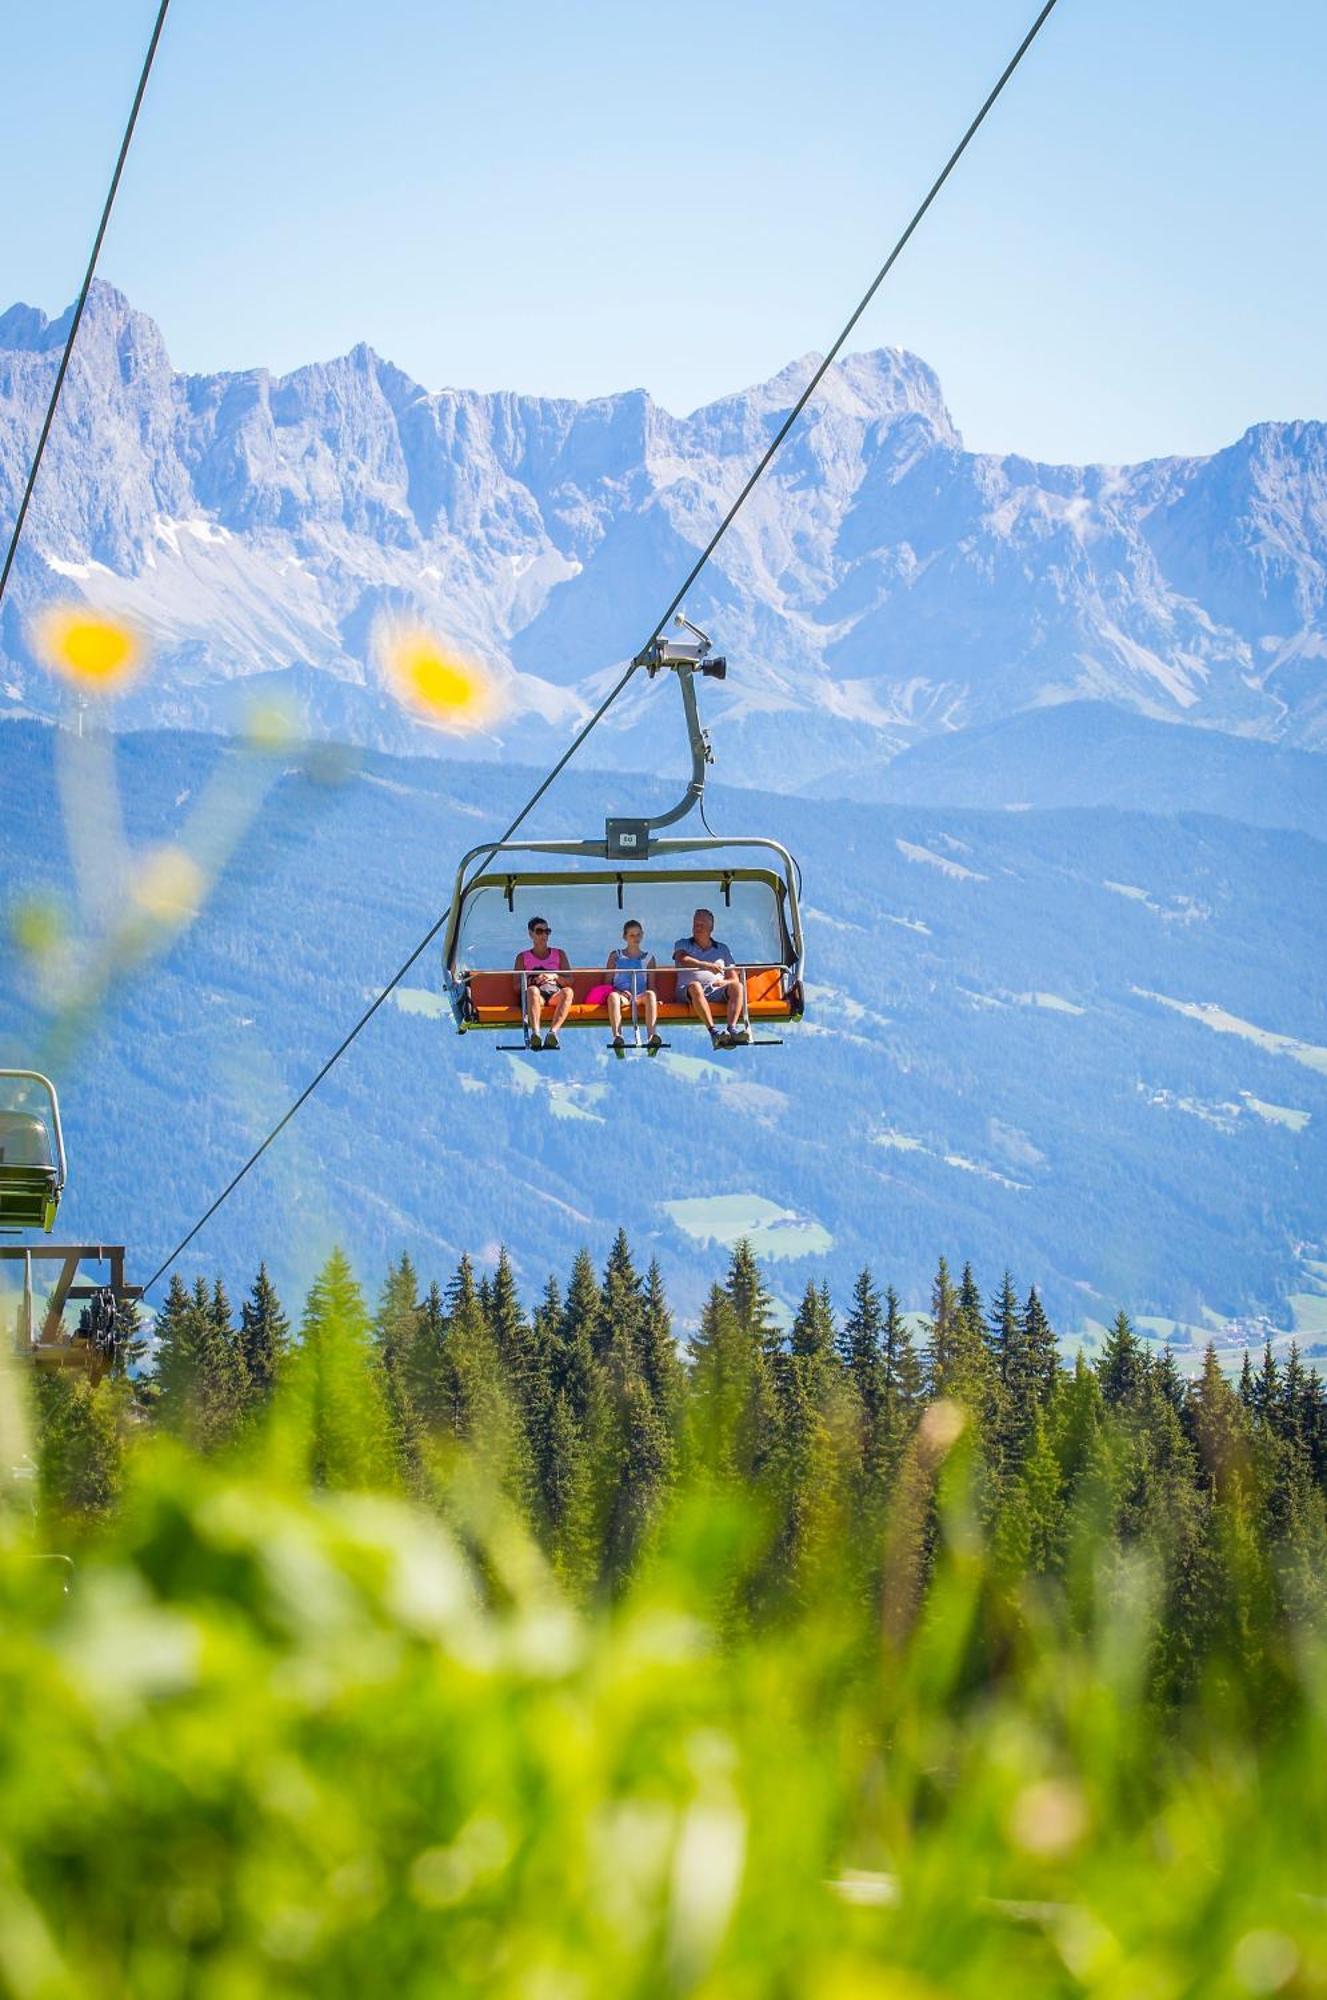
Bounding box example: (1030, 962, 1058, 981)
(544, 1030, 561, 1052)
(716, 1029, 736, 1049)
(732, 1022, 752, 1045)
(646, 1033, 663, 1056)
(527, 1031, 543, 1052)
(612, 1034, 626, 1059)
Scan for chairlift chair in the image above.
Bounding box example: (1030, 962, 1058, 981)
(0, 1072, 67, 1233)
(442, 621, 806, 1051)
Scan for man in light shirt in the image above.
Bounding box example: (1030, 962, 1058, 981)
(673, 906, 748, 1048)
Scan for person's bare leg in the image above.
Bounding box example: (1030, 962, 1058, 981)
(688, 984, 719, 1040)
(543, 987, 572, 1048)
(726, 975, 744, 1033)
(608, 992, 624, 1036)
(643, 990, 659, 1036)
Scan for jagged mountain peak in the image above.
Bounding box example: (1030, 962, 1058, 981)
(683, 344, 958, 445)
(1, 285, 1324, 780)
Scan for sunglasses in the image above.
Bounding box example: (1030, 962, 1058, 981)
(530, 926, 550, 935)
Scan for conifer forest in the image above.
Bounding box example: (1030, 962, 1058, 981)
(10, 1234, 1327, 1996)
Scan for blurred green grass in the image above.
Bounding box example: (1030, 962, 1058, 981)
(4, 1322, 1327, 2000)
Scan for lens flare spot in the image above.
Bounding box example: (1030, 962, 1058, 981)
(11, 896, 65, 961)
(374, 617, 497, 731)
(33, 606, 143, 694)
(132, 846, 204, 924)
(244, 699, 300, 752)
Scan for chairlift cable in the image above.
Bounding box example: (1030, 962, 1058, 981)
(0, 0, 174, 616)
(627, 0, 1063, 668)
(139, 661, 637, 1293)
(141, 0, 1062, 1291)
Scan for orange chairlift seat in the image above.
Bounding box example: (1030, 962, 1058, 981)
(441, 620, 806, 1053)
(0, 1071, 66, 1233)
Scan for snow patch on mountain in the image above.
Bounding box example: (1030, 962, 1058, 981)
(4, 283, 1327, 790)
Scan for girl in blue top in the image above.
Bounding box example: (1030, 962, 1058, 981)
(606, 919, 661, 1056)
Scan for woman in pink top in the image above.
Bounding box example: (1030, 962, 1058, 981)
(513, 916, 574, 1050)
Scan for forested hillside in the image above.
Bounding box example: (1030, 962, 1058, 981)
(13, 1222, 1327, 1995)
(40, 1234, 1327, 1700)
(3, 721, 1326, 1339)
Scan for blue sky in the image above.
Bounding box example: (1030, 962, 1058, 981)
(5, 0, 1325, 463)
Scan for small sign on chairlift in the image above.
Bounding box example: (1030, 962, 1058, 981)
(605, 818, 652, 860)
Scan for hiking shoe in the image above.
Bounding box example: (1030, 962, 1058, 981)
(716, 1029, 736, 1049)
(646, 1033, 663, 1056)
(612, 1034, 626, 1059)
(731, 1022, 752, 1045)
(528, 1031, 543, 1052)
(544, 1030, 561, 1051)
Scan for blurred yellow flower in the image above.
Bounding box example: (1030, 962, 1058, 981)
(244, 699, 300, 753)
(1006, 1777, 1089, 1858)
(374, 617, 497, 731)
(32, 606, 144, 694)
(10, 895, 65, 961)
(132, 845, 205, 924)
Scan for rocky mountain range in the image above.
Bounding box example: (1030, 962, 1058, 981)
(2, 282, 1325, 794)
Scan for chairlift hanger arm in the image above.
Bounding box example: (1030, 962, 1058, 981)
(645, 669, 712, 833)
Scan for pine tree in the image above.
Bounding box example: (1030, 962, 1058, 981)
(1189, 1344, 1252, 1506)
(405, 1280, 449, 1433)
(35, 1370, 128, 1518)
(590, 1235, 677, 1593)
(882, 1286, 923, 1443)
(1281, 1343, 1310, 1453)
(840, 1269, 907, 1506)
(152, 1273, 246, 1453)
(541, 1386, 597, 1594)
(989, 1271, 1023, 1386)
(531, 1273, 562, 1369)
(689, 1282, 780, 1486)
(640, 1259, 685, 1437)
(1238, 1349, 1256, 1412)
(958, 1262, 985, 1356)
(552, 1251, 600, 1425)
(1097, 1309, 1145, 1408)
(1021, 1287, 1060, 1408)
(1054, 1353, 1106, 1486)
(841, 1269, 886, 1421)
(149, 1273, 194, 1417)
(923, 1256, 960, 1397)
(789, 1282, 836, 1377)
(286, 1250, 396, 1490)
(598, 1230, 645, 1373)
(724, 1239, 782, 1361)
(598, 1370, 673, 1594)
(993, 1404, 1065, 1586)
(442, 1257, 503, 1443)
(487, 1248, 536, 1389)
(1153, 1344, 1187, 1419)
(374, 1252, 423, 1472)
(107, 1293, 149, 1380)
(1253, 1342, 1280, 1428)
(926, 1257, 990, 1410)
(779, 1283, 854, 1598)
(238, 1263, 289, 1405)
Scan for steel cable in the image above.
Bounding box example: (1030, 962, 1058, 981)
(0, 0, 174, 615)
(143, 0, 1062, 1290)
